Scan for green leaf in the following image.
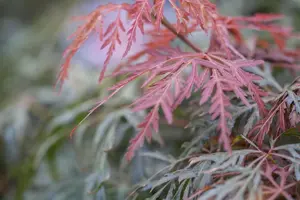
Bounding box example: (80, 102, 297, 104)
(146, 183, 169, 200)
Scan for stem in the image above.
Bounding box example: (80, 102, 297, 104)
(160, 17, 202, 53)
(150, 12, 202, 53)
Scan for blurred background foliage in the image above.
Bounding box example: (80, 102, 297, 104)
(0, 0, 300, 199)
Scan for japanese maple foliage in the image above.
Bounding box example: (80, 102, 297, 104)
(58, 0, 300, 162)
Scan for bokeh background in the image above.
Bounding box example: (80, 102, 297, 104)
(1, 0, 300, 199)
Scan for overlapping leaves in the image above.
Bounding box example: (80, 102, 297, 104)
(59, 0, 300, 160)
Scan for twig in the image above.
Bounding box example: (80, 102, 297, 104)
(150, 11, 202, 53)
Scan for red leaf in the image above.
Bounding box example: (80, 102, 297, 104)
(57, 4, 130, 88)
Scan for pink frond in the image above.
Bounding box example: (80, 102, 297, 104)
(123, 0, 152, 58)
(262, 165, 295, 200)
(200, 69, 232, 151)
(153, 0, 166, 28)
(57, 4, 130, 88)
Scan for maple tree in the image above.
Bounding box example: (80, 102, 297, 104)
(57, 0, 300, 199)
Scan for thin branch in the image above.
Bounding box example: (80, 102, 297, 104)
(160, 17, 202, 53)
(150, 12, 202, 53)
